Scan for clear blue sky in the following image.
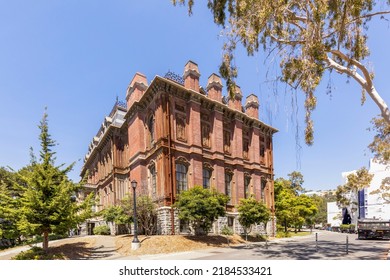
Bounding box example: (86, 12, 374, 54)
(0, 1, 389, 191)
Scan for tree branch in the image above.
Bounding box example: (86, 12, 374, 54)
(330, 49, 373, 89)
(323, 10, 390, 39)
(326, 55, 390, 124)
(286, 9, 307, 22)
(270, 34, 306, 45)
(351, 10, 390, 22)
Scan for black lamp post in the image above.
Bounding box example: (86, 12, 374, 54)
(131, 180, 140, 248)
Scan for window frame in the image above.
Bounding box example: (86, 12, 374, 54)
(244, 174, 251, 199)
(203, 168, 211, 189)
(148, 115, 155, 145)
(149, 164, 157, 196)
(176, 163, 188, 194)
(225, 171, 233, 203)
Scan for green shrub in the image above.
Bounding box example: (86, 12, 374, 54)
(93, 225, 110, 235)
(340, 224, 351, 232)
(221, 225, 233, 236)
(221, 225, 233, 246)
(12, 247, 65, 260)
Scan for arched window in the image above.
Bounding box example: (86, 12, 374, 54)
(176, 163, 188, 194)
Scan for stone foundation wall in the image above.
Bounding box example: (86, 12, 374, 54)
(157, 206, 180, 235)
(214, 216, 228, 234)
(156, 207, 276, 237)
(214, 213, 275, 237)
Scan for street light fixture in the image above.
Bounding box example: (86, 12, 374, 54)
(131, 179, 140, 250)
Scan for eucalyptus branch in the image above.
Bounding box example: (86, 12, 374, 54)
(323, 10, 390, 39)
(330, 49, 373, 89)
(286, 9, 307, 22)
(327, 55, 390, 124)
(350, 10, 390, 22)
(270, 34, 306, 45)
(288, 20, 306, 32)
(326, 55, 368, 90)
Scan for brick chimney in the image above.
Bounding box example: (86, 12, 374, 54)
(126, 72, 148, 109)
(228, 85, 243, 111)
(206, 73, 223, 102)
(245, 94, 259, 119)
(183, 60, 200, 92)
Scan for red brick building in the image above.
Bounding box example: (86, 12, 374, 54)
(80, 61, 278, 236)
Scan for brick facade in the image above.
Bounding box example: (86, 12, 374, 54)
(81, 61, 278, 236)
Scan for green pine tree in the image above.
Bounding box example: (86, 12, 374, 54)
(16, 111, 94, 251)
(0, 167, 24, 243)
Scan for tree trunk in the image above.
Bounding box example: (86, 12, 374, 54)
(284, 218, 287, 233)
(42, 231, 49, 252)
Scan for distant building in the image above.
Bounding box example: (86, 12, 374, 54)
(80, 61, 278, 236)
(327, 159, 390, 228)
(327, 201, 342, 227)
(358, 159, 390, 220)
(305, 190, 334, 197)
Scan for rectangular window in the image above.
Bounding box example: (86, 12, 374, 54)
(203, 169, 211, 189)
(243, 139, 249, 160)
(176, 114, 187, 141)
(223, 130, 231, 154)
(150, 166, 157, 196)
(201, 122, 211, 148)
(118, 179, 124, 200)
(176, 163, 187, 194)
(261, 179, 267, 203)
(225, 172, 232, 202)
(260, 144, 265, 158)
(148, 116, 155, 146)
(244, 176, 251, 199)
(260, 136, 265, 162)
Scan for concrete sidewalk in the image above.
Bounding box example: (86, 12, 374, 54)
(0, 237, 76, 260)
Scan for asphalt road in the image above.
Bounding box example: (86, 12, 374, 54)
(134, 230, 390, 260)
(197, 230, 390, 260)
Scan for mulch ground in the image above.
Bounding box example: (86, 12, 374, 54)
(115, 234, 258, 256)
